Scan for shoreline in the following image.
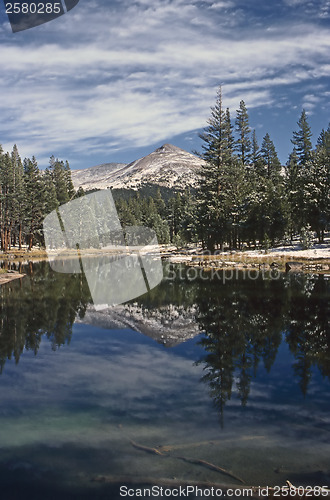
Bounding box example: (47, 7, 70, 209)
(162, 242, 330, 272)
(0, 271, 26, 285)
(1, 243, 329, 274)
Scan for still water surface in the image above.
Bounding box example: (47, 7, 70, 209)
(0, 261, 329, 499)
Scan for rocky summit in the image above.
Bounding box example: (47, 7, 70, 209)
(71, 143, 203, 192)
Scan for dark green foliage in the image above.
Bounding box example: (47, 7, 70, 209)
(302, 126, 330, 242)
(259, 133, 282, 180)
(47, 156, 74, 205)
(291, 109, 313, 165)
(23, 156, 46, 250)
(0, 261, 91, 372)
(197, 88, 248, 250)
(196, 88, 290, 250)
(235, 99, 252, 165)
(195, 90, 328, 250)
(0, 144, 77, 250)
(286, 119, 329, 242)
(115, 191, 171, 244)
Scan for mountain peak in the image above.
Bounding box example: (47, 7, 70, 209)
(155, 143, 184, 154)
(71, 144, 204, 191)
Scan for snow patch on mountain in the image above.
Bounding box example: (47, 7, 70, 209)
(71, 144, 203, 191)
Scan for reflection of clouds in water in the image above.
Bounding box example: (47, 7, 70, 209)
(0, 327, 209, 436)
(0, 324, 329, 465)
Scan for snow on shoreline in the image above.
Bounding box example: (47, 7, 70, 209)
(239, 243, 330, 260)
(161, 240, 330, 262)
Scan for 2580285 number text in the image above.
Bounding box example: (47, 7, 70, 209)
(5, 3, 62, 14)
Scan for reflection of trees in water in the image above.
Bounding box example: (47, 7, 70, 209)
(0, 261, 91, 373)
(0, 261, 329, 413)
(284, 274, 330, 395)
(195, 273, 330, 420)
(195, 278, 284, 424)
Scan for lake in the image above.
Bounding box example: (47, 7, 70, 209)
(0, 260, 329, 499)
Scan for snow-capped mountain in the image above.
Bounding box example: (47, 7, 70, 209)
(75, 302, 200, 347)
(71, 144, 203, 191)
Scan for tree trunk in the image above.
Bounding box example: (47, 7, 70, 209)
(18, 224, 22, 250)
(3, 229, 8, 252)
(28, 234, 33, 251)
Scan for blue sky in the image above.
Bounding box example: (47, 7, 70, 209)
(0, 0, 329, 169)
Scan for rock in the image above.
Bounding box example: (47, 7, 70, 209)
(285, 261, 304, 272)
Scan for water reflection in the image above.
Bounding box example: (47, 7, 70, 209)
(0, 261, 91, 372)
(0, 260, 329, 494)
(0, 260, 329, 411)
(194, 272, 329, 422)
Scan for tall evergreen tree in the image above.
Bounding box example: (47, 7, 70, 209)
(251, 129, 260, 166)
(0, 152, 15, 251)
(64, 160, 75, 200)
(303, 126, 330, 242)
(198, 88, 248, 251)
(11, 144, 25, 249)
(48, 156, 74, 205)
(199, 87, 232, 170)
(285, 148, 302, 239)
(43, 169, 59, 215)
(260, 133, 282, 180)
(235, 100, 251, 165)
(197, 87, 238, 250)
(24, 156, 45, 250)
(291, 109, 313, 165)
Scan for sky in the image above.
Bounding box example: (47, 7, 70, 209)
(0, 0, 329, 170)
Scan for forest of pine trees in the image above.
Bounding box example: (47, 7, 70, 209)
(195, 88, 329, 251)
(0, 146, 76, 251)
(115, 89, 329, 251)
(0, 88, 329, 252)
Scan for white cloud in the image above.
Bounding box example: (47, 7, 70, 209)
(0, 0, 329, 165)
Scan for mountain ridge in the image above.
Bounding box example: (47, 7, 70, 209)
(71, 143, 203, 192)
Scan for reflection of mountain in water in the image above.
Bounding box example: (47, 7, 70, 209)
(74, 303, 200, 346)
(0, 260, 329, 415)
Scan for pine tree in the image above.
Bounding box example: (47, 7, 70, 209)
(199, 87, 233, 170)
(0, 151, 16, 251)
(11, 144, 25, 249)
(24, 156, 46, 250)
(285, 148, 302, 239)
(64, 160, 75, 200)
(291, 110, 313, 165)
(260, 133, 282, 180)
(179, 188, 198, 244)
(235, 100, 251, 165)
(154, 188, 166, 218)
(168, 192, 183, 241)
(197, 87, 237, 250)
(224, 107, 234, 161)
(43, 169, 59, 215)
(48, 156, 74, 205)
(251, 130, 260, 166)
(303, 126, 330, 242)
